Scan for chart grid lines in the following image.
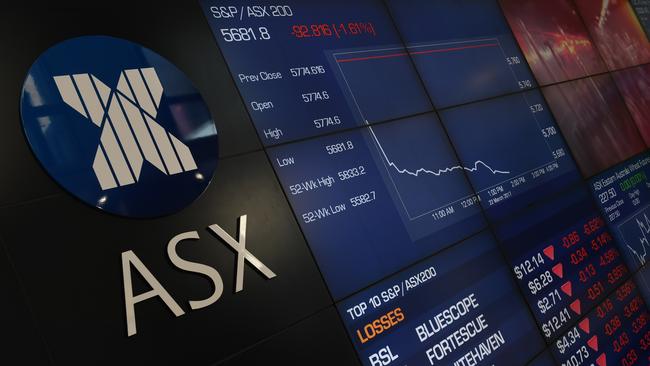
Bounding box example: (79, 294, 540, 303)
(333, 38, 560, 221)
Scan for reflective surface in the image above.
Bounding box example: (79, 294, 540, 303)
(20, 35, 218, 218)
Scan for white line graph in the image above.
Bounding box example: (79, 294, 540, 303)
(333, 41, 516, 221)
(366, 121, 510, 177)
(622, 211, 650, 266)
(334, 44, 516, 221)
(389, 158, 511, 177)
(617, 205, 650, 268)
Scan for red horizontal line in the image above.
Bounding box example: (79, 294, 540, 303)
(336, 43, 499, 63)
(336, 52, 409, 63)
(409, 43, 499, 55)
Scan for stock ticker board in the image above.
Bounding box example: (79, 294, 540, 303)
(337, 231, 545, 366)
(199, 0, 650, 364)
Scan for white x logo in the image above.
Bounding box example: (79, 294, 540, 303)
(54, 67, 198, 190)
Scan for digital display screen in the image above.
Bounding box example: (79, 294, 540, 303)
(574, 0, 650, 71)
(496, 187, 630, 340)
(200, 0, 431, 146)
(268, 114, 485, 298)
(631, 0, 650, 40)
(590, 153, 650, 272)
(439, 90, 580, 221)
(385, 0, 536, 108)
(337, 231, 544, 366)
(197, 1, 650, 364)
(499, 0, 607, 85)
(543, 75, 647, 178)
(613, 65, 650, 147)
(550, 280, 650, 366)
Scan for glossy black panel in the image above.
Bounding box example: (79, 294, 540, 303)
(0, 243, 52, 365)
(217, 307, 360, 366)
(0, 3, 259, 206)
(0, 152, 330, 365)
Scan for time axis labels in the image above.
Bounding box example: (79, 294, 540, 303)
(20, 35, 218, 218)
(439, 90, 580, 221)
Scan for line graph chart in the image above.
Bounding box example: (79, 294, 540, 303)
(332, 38, 510, 216)
(381, 158, 511, 178)
(368, 124, 511, 183)
(267, 115, 487, 298)
(630, 214, 650, 264)
(330, 43, 432, 124)
(589, 153, 650, 273)
(440, 90, 579, 220)
(363, 115, 510, 223)
(335, 39, 500, 64)
(618, 207, 650, 267)
(333, 41, 514, 221)
(333, 40, 578, 221)
(363, 114, 498, 226)
(332, 38, 517, 115)
(365, 118, 510, 177)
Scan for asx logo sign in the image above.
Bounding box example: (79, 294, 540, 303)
(21, 36, 218, 217)
(123, 215, 277, 336)
(53, 68, 199, 191)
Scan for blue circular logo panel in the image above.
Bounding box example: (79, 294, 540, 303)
(21, 36, 219, 218)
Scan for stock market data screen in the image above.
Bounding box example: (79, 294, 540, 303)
(590, 153, 650, 272)
(337, 232, 544, 366)
(199, 0, 650, 364)
(201, 0, 432, 145)
(550, 280, 650, 366)
(439, 90, 580, 221)
(268, 114, 485, 298)
(495, 187, 630, 341)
